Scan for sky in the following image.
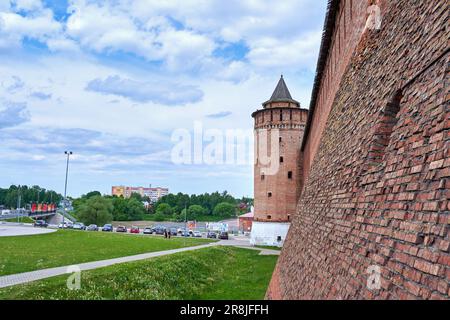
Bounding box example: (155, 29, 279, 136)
(0, 0, 327, 198)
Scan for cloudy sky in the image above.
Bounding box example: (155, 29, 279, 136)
(0, 0, 327, 198)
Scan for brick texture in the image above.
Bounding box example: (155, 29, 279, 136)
(267, 0, 449, 300)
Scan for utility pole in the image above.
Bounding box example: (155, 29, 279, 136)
(184, 202, 187, 246)
(17, 185, 21, 223)
(63, 151, 73, 228)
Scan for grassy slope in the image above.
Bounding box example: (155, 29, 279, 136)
(0, 230, 212, 276)
(2, 217, 35, 223)
(0, 247, 278, 300)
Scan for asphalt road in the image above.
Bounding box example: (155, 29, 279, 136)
(0, 223, 56, 237)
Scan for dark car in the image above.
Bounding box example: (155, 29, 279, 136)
(181, 230, 190, 237)
(218, 231, 229, 240)
(207, 232, 217, 239)
(87, 224, 98, 231)
(169, 228, 178, 236)
(34, 220, 48, 228)
(116, 225, 127, 233)
(102, 224, 113, 232)
(152, 225, 166, 235)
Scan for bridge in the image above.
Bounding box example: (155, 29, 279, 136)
(0, 208, 76, 222)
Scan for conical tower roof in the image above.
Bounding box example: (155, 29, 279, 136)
(262, 75, 300, 107)
(270, 75, 293, 100)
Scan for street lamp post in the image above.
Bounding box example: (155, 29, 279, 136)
(63, 151, 73, 228)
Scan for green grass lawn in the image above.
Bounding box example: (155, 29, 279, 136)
(0, 246, 277, 300)
(254, 245, 282, 251)
(2, 217, 35, 223)
(0, 229, 213, 276)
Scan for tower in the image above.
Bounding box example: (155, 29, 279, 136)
(251, 75, 308, 246)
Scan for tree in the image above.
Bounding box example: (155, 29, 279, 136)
(77, 196, 113, 225)
(156, 203, 173, 216)
(213, 202, 236, 218)
(125, 198, 146, 220)
(84, 191, 102, 199)
(186, 204, 208, 220)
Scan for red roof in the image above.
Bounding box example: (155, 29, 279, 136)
(239, 212, 254, 219)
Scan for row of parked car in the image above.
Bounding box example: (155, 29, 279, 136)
(49, 221, 229, 239)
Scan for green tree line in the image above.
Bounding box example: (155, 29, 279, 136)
(152, 191, 252, 221)
(72, 190, 253, 225)
(0, 185, 62, 209)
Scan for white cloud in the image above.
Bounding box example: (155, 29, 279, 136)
(86, 75, 204, 105)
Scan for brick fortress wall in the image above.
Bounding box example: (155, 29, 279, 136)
(267, 0, 449, 299)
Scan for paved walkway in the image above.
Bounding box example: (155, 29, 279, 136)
(0, 238, 279, 289)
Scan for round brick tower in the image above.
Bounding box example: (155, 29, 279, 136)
(250, 75, 308, 246)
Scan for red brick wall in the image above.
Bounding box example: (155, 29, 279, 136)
(268, 0, 449, 299)
(302, 0, 368, 181)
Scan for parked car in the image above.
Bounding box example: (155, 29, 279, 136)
(151, 225, 166, 235)
(193, 231, 202, 238)
(73, 222, 86, 230)
(169, 228, 178, 236)
(207, 232, 217, 239)
(58, 221, 72, 229)
(87, 224, 98, 231)
(218, 231, 229, 240)
(130, 226, 140, 234)
(143, 227, 153, 234)
(181, 230, 190, 237)
(116, 225, 127, 233)
(102, 224, 113, 232)
(34, 220, 48, 228)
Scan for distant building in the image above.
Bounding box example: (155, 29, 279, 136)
(238, 211, 254, 233)
(111, 185, 169, 202)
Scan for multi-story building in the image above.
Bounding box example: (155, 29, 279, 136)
(111, 186, 169, 203)
(251, 75, 308, 246)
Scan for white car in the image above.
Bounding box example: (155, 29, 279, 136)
(58, 221, 73, 229)
(192, 231, 202, 238)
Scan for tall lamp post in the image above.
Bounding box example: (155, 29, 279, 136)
(63, 151, 73, 227)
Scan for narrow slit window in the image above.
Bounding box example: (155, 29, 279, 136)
(280, 110, 283, 121)
(280, 156, 284, 163)
(268, 192, 272, 198)
(288, 171, 293, 179)
(261, 174, 265, 180)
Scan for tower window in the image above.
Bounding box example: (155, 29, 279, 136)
(270, 110, 273, 121)
(287, 215, 291, 221)
(267, 215, 272, 220)
(290, 109, 292, 120)
(279, 137, 282, 143)
(261, 174, 265, 180)
(280, 156, 284, 163)
(288, 171, 292, 179)
(268, 192, 272, 197)
(280, 111, 283, 121)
